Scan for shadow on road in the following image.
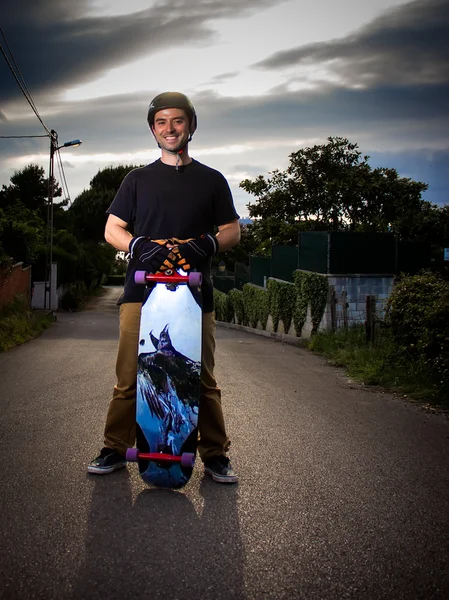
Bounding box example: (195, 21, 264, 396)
(71, 471, 246, 600)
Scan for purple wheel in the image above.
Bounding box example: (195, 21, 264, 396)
(134, 271, 147, 285)
(188, 272, 202, 288)
(181, 452, 196, 468)
(126, 448, 139, 462)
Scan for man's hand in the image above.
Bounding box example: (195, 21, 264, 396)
(170, 234, 219, 271)
(128, 237, 178, 273)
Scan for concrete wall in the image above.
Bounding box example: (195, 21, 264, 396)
(31, 263, 59, 310)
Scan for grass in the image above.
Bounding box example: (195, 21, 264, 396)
(306, 325, 448, 410)
(0, 295, 54, 352)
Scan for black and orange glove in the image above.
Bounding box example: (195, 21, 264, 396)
(169, 234, 219, 271)
(128, 237, 177, 273)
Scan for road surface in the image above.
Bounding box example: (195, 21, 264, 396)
(0, 287, 448, 599)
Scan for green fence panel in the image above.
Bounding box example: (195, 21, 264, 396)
(270, 245, 298, 282)
(298, 232, 329, 274)
(329, 232, 396, 274)
(249, 256, 271, 286)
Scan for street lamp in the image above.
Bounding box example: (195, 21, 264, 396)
(45, 129, 82, 310)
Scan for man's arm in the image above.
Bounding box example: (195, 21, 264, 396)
(104, 214, 133, 252)
(216, 219, 241, 252)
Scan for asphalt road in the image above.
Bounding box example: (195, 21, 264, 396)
(0, 287, 448, 600)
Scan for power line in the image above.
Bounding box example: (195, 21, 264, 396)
(0, 135, 50, 139)
(0, 28, 52, 136)
(55, 148, 72, 206)
(0, 27, 40, 116)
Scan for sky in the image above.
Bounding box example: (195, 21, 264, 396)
(0, 0, 448, 218)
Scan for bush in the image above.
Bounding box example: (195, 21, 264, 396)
(60, 281, 90, 311)
(243, 283, 269, 329)
(386, 271, 449, 393)
(214, 289, 234, 322)
(229, 289, 245, 325)
(0, 295, 53, 351)
(293, 271, 328, 336)
(267, 278, 296, 333)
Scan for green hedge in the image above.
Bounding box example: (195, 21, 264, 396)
(214, 289, 234, 323)
(213, 271, 329, 337)
(386, 271, 449, 390)
(229, 289, 245, 325)
(293, 271, 328, 336)
(242, 283, 269, 329)
(267, 279, 296, 333)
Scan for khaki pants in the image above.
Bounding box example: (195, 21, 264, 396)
(104, 303, 230, 461)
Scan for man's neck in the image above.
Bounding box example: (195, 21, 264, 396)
(160, 148, 192, 167)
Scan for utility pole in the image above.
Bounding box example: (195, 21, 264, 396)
(44, 130, 58, 310)
(44, 130, 82, 310)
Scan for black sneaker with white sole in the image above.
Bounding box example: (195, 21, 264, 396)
(204, 455, 238, 483)
(88, 447, 127, 475)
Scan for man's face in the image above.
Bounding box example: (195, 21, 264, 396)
(151, 108, 191, 154)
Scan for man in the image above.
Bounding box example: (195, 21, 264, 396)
(88, 92, 240, 483)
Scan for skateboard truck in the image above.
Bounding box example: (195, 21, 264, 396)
(135, 271, 202, 287)
(126, 448, 196, 469)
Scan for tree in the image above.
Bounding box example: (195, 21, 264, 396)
(217, 222, 259, 266)
(0, 164, 63, 220)
(240, 137, 432, 251)
(68, 165, 140, 243)
(0, 203, 46, 267)
(0, 164, 64, 270)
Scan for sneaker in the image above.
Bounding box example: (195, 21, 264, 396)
(204, 455, 238, 484)
(87, 447, 127, 475)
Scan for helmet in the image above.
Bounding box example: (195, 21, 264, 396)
(147, 92, 197, 135)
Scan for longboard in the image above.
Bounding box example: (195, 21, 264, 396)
(126, 269, 202, 488)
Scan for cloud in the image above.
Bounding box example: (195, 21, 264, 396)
(0, 0, 447, 210)
(253, 0, 449, 88)
(0, 0, 286, 107)
(207, 72, 240, 85)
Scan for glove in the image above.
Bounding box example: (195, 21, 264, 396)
(171, 234, 219, 271)
(128, 237, 177, 273)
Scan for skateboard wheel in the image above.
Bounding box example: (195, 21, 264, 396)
(188, 272, 202, 287)
(181, 453, 196, 468)
(126, 448, 139, 462)
(135, 271, 147, 285)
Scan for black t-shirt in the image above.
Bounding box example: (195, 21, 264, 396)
(107, 159, 239, 312)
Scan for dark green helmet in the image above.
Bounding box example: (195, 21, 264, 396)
(147, 92, 197, 134)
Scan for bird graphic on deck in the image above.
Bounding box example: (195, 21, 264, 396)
(138, 325, 200, 426)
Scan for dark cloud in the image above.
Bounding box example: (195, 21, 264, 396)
(253, 0, 449, 87)
(0, 0, 284, 106)
(368, 148, 449, 205)
(0, 0, 447, 208)
(0, 81, 447, 155)
(207, 72, 240, 85)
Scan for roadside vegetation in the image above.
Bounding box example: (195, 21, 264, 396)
(307, 327, 448, 410)
(0, 295, 54, 352)
(307, 270, 449, 409)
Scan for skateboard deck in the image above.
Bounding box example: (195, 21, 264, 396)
(126, 269, 202, 488)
